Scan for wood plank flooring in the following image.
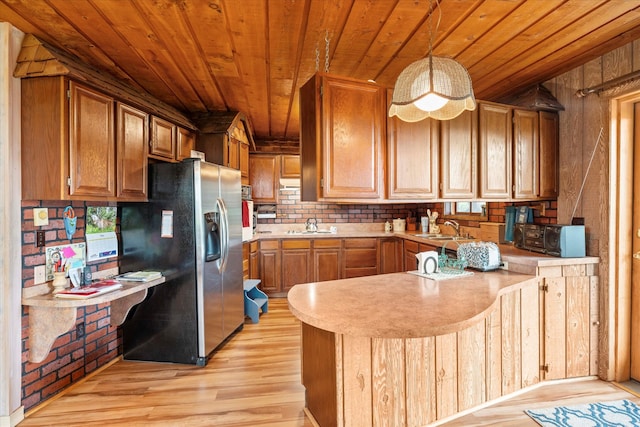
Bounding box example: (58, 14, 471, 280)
(20, 298, 640, 426)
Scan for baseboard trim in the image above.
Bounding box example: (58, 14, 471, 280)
(0, 405, 24, 427)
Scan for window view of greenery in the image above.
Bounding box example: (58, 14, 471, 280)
(443, 202, 487, 220)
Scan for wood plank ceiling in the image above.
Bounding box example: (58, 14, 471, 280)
(1, 0, 640, 141)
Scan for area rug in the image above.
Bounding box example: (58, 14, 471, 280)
(525, 399, 640, 426)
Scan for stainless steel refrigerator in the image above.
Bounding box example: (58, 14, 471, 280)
(119, 159, 244, 366)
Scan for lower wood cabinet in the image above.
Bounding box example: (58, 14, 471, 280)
(540, 263, 597, 379)
(242, 240, 260, 281)
(249, 240, 259, 279)
(258, 237, 405, 296)
(258, 240, 280, 294)
(379, 238, 403, 274)
(242, 243, 250, 280)
(312, 239, 342, 282)
(281, 240, 312, 294)
(403, 239, 439, 272)
(343, 238, 378, 278)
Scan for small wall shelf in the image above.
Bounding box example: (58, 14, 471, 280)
(22, 276, 165, 363)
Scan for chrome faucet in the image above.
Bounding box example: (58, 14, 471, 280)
(443, 220, 460, 237)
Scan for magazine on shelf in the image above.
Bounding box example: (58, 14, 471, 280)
(54, 279, 123, 299)
(118, 271, 163, 282)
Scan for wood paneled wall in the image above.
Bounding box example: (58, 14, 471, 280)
(544, 39, 640, 380)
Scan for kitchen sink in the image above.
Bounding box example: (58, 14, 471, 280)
(286, 230, 333, 235)
(414, 234, 473, 241)
(430, 236, 474, 241)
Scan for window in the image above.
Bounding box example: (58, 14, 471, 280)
(443, 202, 487, 220)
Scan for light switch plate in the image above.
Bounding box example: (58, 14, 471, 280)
(33, 208, 49, 226)
(34, 265, 46, 284)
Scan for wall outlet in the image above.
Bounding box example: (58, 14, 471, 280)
(34, 265, 46, 284)
(76, 322, 85, 338)
(36, 230, 45, 247)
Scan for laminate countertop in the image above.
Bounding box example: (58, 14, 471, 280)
(287, 270, 538, 339)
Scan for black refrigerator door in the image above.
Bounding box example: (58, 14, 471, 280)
(120, 161, 200, 364)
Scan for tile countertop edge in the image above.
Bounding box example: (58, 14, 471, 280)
(287, 271, 539, 339)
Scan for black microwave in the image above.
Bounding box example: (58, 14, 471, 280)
(514, 224, 585, 257)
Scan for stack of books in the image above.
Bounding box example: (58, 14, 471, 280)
(118, 271, 163, 282)
(54, 279, 123, 299)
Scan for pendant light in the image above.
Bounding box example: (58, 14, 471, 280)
(388, 0, 476, 121)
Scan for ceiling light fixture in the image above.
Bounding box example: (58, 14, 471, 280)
(388, 0, 476, 121)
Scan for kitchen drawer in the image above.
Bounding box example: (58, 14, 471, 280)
(250, 240, 259, 252)
(344, 238, 377, 249)
(404, 240, 419, 253)
(282, 239, 311, 249)
(313, 239, 341, 248)
(344, 249, 378, 268)
(260, 240, 279, 250)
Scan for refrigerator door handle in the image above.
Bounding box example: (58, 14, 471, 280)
(217, 198, 230, 272)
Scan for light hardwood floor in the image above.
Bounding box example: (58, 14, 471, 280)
(20, 298, 640, 426)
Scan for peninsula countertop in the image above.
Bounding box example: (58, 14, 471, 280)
(287, 270, 538, 339)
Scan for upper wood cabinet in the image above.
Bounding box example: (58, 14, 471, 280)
(194, 111, 255, 185)
(116, 102, 148, 200)
(477, 103, 555, 201)
(239, 141, 250, 181)
(539, 111, 559, 199)
(149, 116, 176, 160)
(176, 127, 195, 161)
(387, 105, 439, 200)
(250, 154, 280, 204)
(21, 77, 132, 201)
(280, 154, 301, 179)
(479, 102, 512, 199)
(513, 109, 539, 199)
(68, 82, 116, 198)
(440, 109, 478, 199)
(300, 73, 386, 201)
(20, 76, 197, 202)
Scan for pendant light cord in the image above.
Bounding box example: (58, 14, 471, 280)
(427, 0, 442, 90)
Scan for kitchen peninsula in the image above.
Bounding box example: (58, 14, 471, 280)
(287, 252, 599, 426)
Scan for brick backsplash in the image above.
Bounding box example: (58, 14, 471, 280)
(21, 200, 119, 411)
(257, 189, 557, 227)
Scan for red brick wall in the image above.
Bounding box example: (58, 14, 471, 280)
(21, 200, 119, 411)
(258, 189, 558, 227)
